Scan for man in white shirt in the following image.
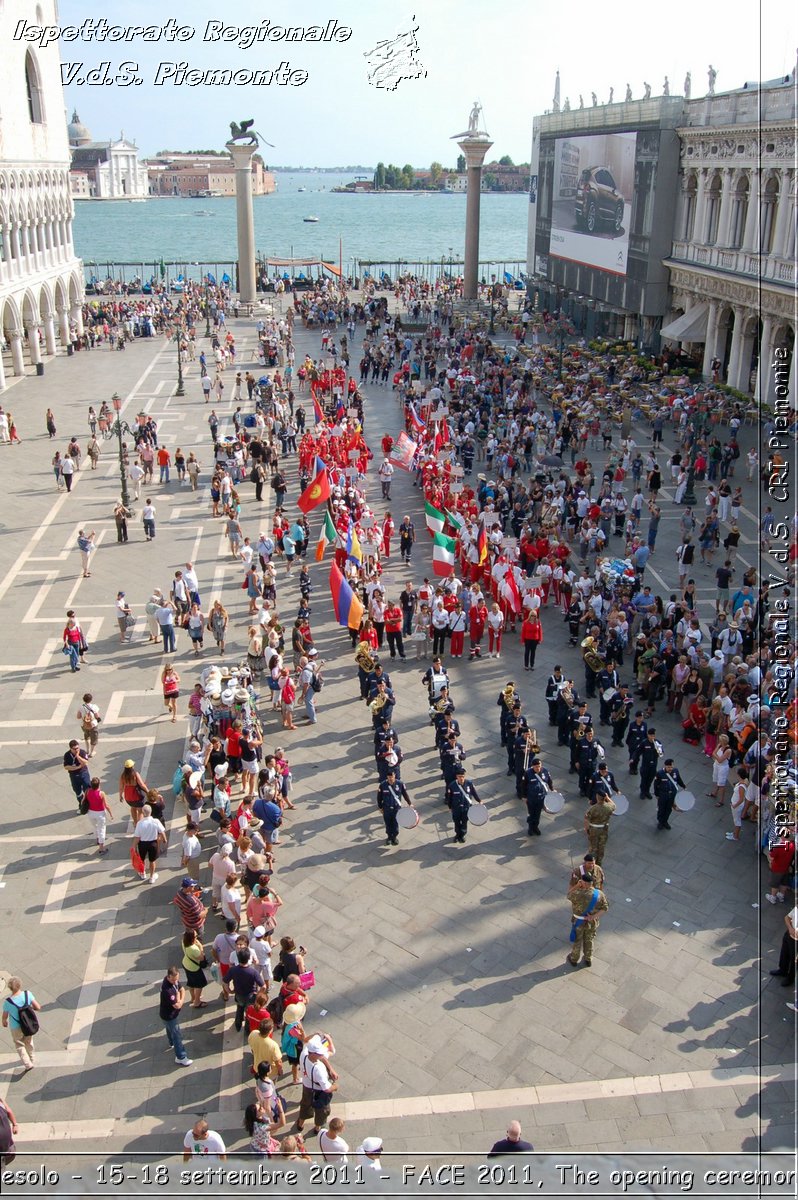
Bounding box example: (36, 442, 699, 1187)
(129, 460, 145, 500)
(378, 458, 394, 500)
(356, 1137, 385, 1172)
(183, 1120, 226, 1161)
(183, 563, 200, 605)
(320, 1117, 350, 1163)
(135, 804, 167, 884)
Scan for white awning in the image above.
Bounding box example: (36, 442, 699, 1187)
(660, 303, 709, 343)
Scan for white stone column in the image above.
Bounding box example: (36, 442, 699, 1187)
(70, 302, 84, 337)
(10, 224, 22, 276)
(756, 314, 774, 403)
(692, 170, 709, 245)
(0, 350, 6, 393)
(27, 324, 42, 365)
(771, 171, 793, 259)
(702, 301, 720, 378)
(42, 310, 57, 356)
(227, 141, 258, 307)
(716, 169, 735, 247)
(725, 307, 746, 389)
(457, 135, 493, 301)
(57, 306, 70, 347)
(8, 328, 25, 376)
(742, 169, 760, 251)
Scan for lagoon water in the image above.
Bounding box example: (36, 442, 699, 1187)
(72, 171, 530, 280)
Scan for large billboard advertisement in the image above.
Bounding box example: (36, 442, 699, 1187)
(549, 132, 636, 275)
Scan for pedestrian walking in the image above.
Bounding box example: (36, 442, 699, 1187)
(63, 739, 91, 810)
(113, 501, 132, 543)
(159, 967, 193, 1067)
(77, 529, 96, 577)
(0, 1095, 19, 1166)
(162, 663, 181, 722)
(183, 1119, 225, 1160)
(2, 978, 41, 1072)
(84, 776, 114, 854)
(142, 498, 156, 540)
(566, 873, 609, 968)
(76, 692, 102, 757)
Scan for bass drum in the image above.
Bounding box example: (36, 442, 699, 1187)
(613, 793, 630, 816)
(469, 803, 489, 826)
(543, 790, 565, 814)
(673, 789, 696, 812)
(397, 806, 420, 829)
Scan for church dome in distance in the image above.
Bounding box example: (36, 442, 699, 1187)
(67, 110, 92, 147)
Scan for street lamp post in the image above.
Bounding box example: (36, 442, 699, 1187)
(174, 325, 185, 396)
(204, 284, 211, 338)
(489, 274, 496, 335)
(102, 392, 137, 512)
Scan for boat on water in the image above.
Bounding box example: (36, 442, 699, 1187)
(303, 216, 319, 223)
(297, 186, 307, 192)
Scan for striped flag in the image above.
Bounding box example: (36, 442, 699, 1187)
(503, 567, 522, 615)
(424, 500, 445, 535)
(315, 510, 338, 561)
(431, 532, 456, 577)
(408, 402, 425, 435)
(445, 508, 465, 532)
(329, 562, 364, 630)
(476, 516, 489, 566)
(346, 519, 363, 566)
(312, 391, 324, 425)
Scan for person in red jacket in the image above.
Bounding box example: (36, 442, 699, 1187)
(384, 601, 406, 660)
(382, 512, 395, 558)
(469, 599, 488, 659)
(521, 610, 543, 671)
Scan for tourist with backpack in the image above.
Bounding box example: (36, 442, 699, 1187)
(2, 977, 41, 1072)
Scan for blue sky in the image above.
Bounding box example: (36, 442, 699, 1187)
(57, 0, 797, 165)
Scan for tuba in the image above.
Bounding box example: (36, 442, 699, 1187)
(355, 643, 376, 672)
(581, 637, 605, 673)
(369, 692, 388, 715)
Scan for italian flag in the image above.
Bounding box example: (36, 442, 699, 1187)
(315, 510, 337, 561)
(432, 532, 456, 576)
(424, 500, 445, 535)
(445, 508, 465, 532)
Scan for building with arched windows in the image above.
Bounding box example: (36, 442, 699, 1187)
(0, 0, 84, 390)
(526, 68, 796, 400)
(664, 75, 795, 403)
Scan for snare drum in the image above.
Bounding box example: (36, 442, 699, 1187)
(469, 803, 489, 826)
(543, 790, 565, 815)
(613, 793, 630, 816)
(673, 789, 696, 812)
(397, 806, 420, 829)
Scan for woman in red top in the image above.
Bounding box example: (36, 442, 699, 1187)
(226, 722, 243, 783)
(118, 759, 148, 830)
(246, 986, 272, 1034)
(161, 663, 180, 723)
(358, 617, 378, 650)
(520, 611, 543, 671)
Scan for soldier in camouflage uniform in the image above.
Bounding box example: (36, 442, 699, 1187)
(567, 873, 609, 967)
(583, 793, 617, 865)
(569, 852, 605, 890)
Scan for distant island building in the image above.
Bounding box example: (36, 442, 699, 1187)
(144, 152, 276, 198)
(67, 111, 149, 199)
(0, 1, 84, 389)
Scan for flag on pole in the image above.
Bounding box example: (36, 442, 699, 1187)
(315, 509, 338, 561)
(503, 567, 522, 615)
(407, 403, 426, 436)
(312, 390, 324, 425)
(346, 520, 363, 566)
(431, 532, 456, 577)
(314, 455, 327, 476)
(297, 466, 331, 514)
(329, 562, 364, 630)
(389, 431, 417, 472)
(424, 500, 445, 535)
(476, 517, 489, 566)
(445, 508, 465, 532)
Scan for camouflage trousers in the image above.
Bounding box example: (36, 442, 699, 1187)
(568, 917, 600, 965)
(587, 826, 609, 865)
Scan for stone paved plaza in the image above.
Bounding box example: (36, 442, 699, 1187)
(0, 303, 793, 1179)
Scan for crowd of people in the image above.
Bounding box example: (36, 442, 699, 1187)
(2, 267, 790, 1169)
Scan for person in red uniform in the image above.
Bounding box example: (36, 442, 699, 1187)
(469, 598, 488, 659)
(384, 601, 406, 660)
(381, 512, 395, 559)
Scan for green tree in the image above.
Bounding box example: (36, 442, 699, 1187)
(401, 164, 414, 189)
(374, 161, 386, 189)
(483, 172, 498, 191)
(498, 154, 515, 166)
(456, 153, 466, 172)
(429, 161, 443, 186)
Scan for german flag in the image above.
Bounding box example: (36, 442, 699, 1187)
(476, 516, 489, 566)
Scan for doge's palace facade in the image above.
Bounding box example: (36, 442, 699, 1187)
(0, 0, 84, 390)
